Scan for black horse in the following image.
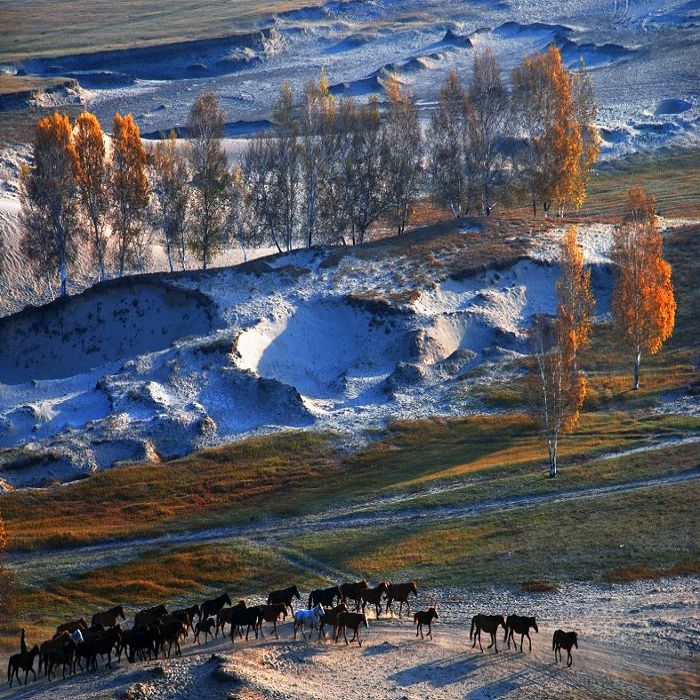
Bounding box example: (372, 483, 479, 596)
(308, 585, 341, 609)
(267, 585, 301, 614)
(8, 645, 39, 687)
(553, 630, 578, 666)
(470, 614, 506, 653)
(505, 615, 538, 652)
(201, 592, 232, 621)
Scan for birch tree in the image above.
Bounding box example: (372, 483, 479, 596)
(149, 131, 191, 272)
(74, 111, 109, 280)
(19, 111, 80, 297)
(187, 92, 229, 269)
(527, 314, 586, 478)
(110, 113, 149, 276)
(612, 187, 676, 389)
(383, 76, 422, 235)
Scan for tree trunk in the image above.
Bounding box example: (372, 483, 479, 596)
(633, 350, 641, 390)
(549, 445, 557, 478)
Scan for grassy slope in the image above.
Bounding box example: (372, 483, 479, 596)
(0, 1, 319, 62)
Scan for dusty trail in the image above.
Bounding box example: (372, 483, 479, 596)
(8, 465, 700, 587)
(0, 577, 697, 700)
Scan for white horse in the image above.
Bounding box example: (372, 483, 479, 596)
(293, 604, 324, 641)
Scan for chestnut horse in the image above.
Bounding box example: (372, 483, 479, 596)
(470, 614, 506, 653)
(258, 604, 288, 639)
(385, 581, 418, 617)
(319, 603, 348, 640)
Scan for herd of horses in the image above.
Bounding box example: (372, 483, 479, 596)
(6, 579, 579, 688)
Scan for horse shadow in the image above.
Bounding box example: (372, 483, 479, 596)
(389, 653, 478, 689)
(363, 640, 400, 656)
(466, 670, 533, 699)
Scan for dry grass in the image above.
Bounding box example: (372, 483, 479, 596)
(0, 75, 75, 96)
(0, 540, 323, 650)
(0, 1, 322, 62)
(287, 479, 700, 588)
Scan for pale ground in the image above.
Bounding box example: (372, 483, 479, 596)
(0, 578, 697, 700)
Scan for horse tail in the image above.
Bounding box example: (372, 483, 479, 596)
(470, 616, 475, 640)
(552, 632, 557, 651)
(7, 656, 11, 683)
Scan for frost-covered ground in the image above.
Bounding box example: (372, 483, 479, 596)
(5, 0, 699, 157)
(0, 217, 620, 489)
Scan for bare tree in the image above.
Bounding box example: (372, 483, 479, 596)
(227, 164, 256, 262)
(300, 71, 335, 248)
(187, 92, 230, 269)
(19, 112, 80, 297)
(526, 314, 586, 478)
(465, 50, 509, 216)
(383, 76, 422, 235)
(149, 131, 191, 272)
(271, 82, 302, 252)
(348, 95, 387, 245)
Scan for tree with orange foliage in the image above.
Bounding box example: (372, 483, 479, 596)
(110, 113, 149, 276)
(527, 314, 587, 478)
(19, 111, 80, 298)
(557, 225, 595, 372)
(511, 45, 598, 217)
(75, 111, 109, 280)
(612, 187, 676, 390)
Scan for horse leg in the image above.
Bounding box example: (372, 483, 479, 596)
(520, 633, 524, 652)
(343, 627, 349, 646)
(526, 632, 531, 653)
(274, 620, 279, 640)
(478, 630, 484, 653)
(416, 623, 419, 638)
(567, 649, 573, 667)
(493, 633, 499, 653)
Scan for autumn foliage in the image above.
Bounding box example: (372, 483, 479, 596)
(511, 45, 599, 216)
(557, 225, 595, 367)
(110, 112, 149, 276)
(612, 187, 676, 389)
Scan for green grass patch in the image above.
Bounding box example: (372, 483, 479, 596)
(284, 479, 700, 588)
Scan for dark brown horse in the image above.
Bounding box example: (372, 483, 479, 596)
(385, 581, 418, 617)
(361, 582, 389, 618)
(258, 604, 288, 639)
(91, 605, 125, 629)
(194, 617, 216, 644)
(470, 614, 506, 653)
(267, 585, 301, 614)
(7, 645, 39, 687)
(414, 606, 439, 640)
(308, 585, 341, 609)
(55, 618, 87, 635)
(230, 606, 264, 642)
(171, 604, 201, 634)
(319, 603, 348, 641)
(553, 630, 578, 666)
(159, 620, 187, 658)
(39, 632, 70, 675)
(134, 604, 168, 629)
(335, 611, 368, 646)
(215, 599, 246, 638)
(505, 615, 538, 652)
(47, 637, 76, 681)
(340, 580, 369, 611)
(201, 592, 232, 621)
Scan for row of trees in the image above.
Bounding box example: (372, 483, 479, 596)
(528, 187, 676, 477)
(19, 45, 600, 296)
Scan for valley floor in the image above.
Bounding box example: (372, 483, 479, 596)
(0, 577, 697, 700)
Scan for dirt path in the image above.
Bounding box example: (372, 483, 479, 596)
(1, 578, 697, 699)
(8, 465, 700, 587)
